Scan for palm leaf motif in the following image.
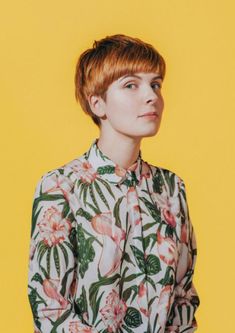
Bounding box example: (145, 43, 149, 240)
(77, 176, 116, 212)
(35, 239, 76, 279)
(124, 307, 143, 328)
(139, 197, 161, 223)
(122, 285, 138, 304)
(162, 170, 176, 197)
(75, 285, 88, 316)
(130, 245, 146, 274)
(152, 169, 165, 194)
(113, 196, 125, 228)
(77, 225, 95, 278)
(89, 273, 120, 325)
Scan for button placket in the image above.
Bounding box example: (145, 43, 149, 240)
(126, 174, 150, 326)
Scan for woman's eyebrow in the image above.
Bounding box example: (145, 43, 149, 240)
(119, 74, 163, 82)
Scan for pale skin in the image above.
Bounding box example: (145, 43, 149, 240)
(88, 71, 164, 169)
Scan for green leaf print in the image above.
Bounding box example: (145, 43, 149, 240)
(165, 224, 175, 238)
(89, 273, 120, 325)
(158, 266, 175, 286)
(77, 181, 87, 200)
(75, 285, 88, 315)
(139, 197, 161, 223)
(62, 200, 70, 219)
(76, 207, 93, 221)
(39, 264, 49, 279)
(146, 254, 161, 275)
(148, 295, 158, 308)
(121, 272, 143, 283)
(77, 225, 95, 278)
(58, 243, 69, 268)
(134, 233, 157, 252)
(53, 246, 60, 277)
(163, 171, 176, 197)
(113, 196, 125, 228)
(46, 246, 51, 277)
(130, 245, 146, 273)
(60, 266, 76, 297)
(96, 177, 116, 199)
(118, 266, 129, 298)
(152, 171, 164, 194)
(142, 221, 158, 231)
(28, 288, 41, 313)
(124, 307, 143, 328)
(28, 285, 47, 329)
(97, 164, 115, 176)
(89, 183, 101, 212)
(31, 272, 43, 284)
(122, 285, 138, 303)
(144, 275, 157, 291)
(93, 180, 110, 210)
(50, 309, 73, 333)
(122, 252, 134, 265)
(37, 241, 47, 264)
(121, 324, 135, 333)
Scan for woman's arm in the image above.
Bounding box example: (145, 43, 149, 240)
(27, 170, 98, 333)
(165, 178, 200, 333)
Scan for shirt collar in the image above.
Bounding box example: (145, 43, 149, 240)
(83, 138, 143, 186)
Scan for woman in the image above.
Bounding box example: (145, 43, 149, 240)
(28, 34, 200, 333)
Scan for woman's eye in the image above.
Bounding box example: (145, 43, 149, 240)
(124, 82, 162, 89)
(152, 83, 162, 89)
(125, 83, 136, 89)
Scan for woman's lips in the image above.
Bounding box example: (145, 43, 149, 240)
(139, 112, 158, 118)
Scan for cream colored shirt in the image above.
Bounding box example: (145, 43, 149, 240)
(28, 138, 200, 333)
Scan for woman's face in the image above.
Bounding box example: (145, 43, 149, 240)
(91, 71, 164, 139)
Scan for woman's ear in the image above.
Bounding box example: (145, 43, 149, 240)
(88, 95, 106, 118)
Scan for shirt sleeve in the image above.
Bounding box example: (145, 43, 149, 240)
(27, 170, 98, 333)
(165, 178, 200, 333)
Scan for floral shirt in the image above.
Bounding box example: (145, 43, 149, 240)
(28, 138, 200, 333)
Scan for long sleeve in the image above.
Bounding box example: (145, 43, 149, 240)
(165, 178, 200, 333)
(27, 170, 98, 333)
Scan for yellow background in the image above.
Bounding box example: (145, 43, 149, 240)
(0, 1, 234, 332)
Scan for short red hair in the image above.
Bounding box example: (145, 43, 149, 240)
(74, 34, 166, 128)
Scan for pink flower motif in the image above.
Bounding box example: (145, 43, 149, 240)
(38, 206, 72, 247)
(71, 160, 97, 184)
(180, 222, 188, 244)
(91, 211, 125, 245)
(156, 285, 172, 327)
(165, 325, 179, 333)
(156, 230, 179, 266)
(140, 161, 151, 181)
(42, 278, 68, 307)
(100, 289, 127, 333)
(152, 187, 180, 228)
(46, 173, 74, 201)
(174, 283, 197, 307)
(175, 243, 192, 283)
(137, 282, 150, 317)
(126, 187, 141, 228)
(91, 212, 125, 276)
(41, 307, 64, 322)
(69, 321, 97, 333)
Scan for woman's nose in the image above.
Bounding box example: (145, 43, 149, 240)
(144, 88, 159, 104)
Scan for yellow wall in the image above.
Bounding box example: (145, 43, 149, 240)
(0, 1, 234, 332)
